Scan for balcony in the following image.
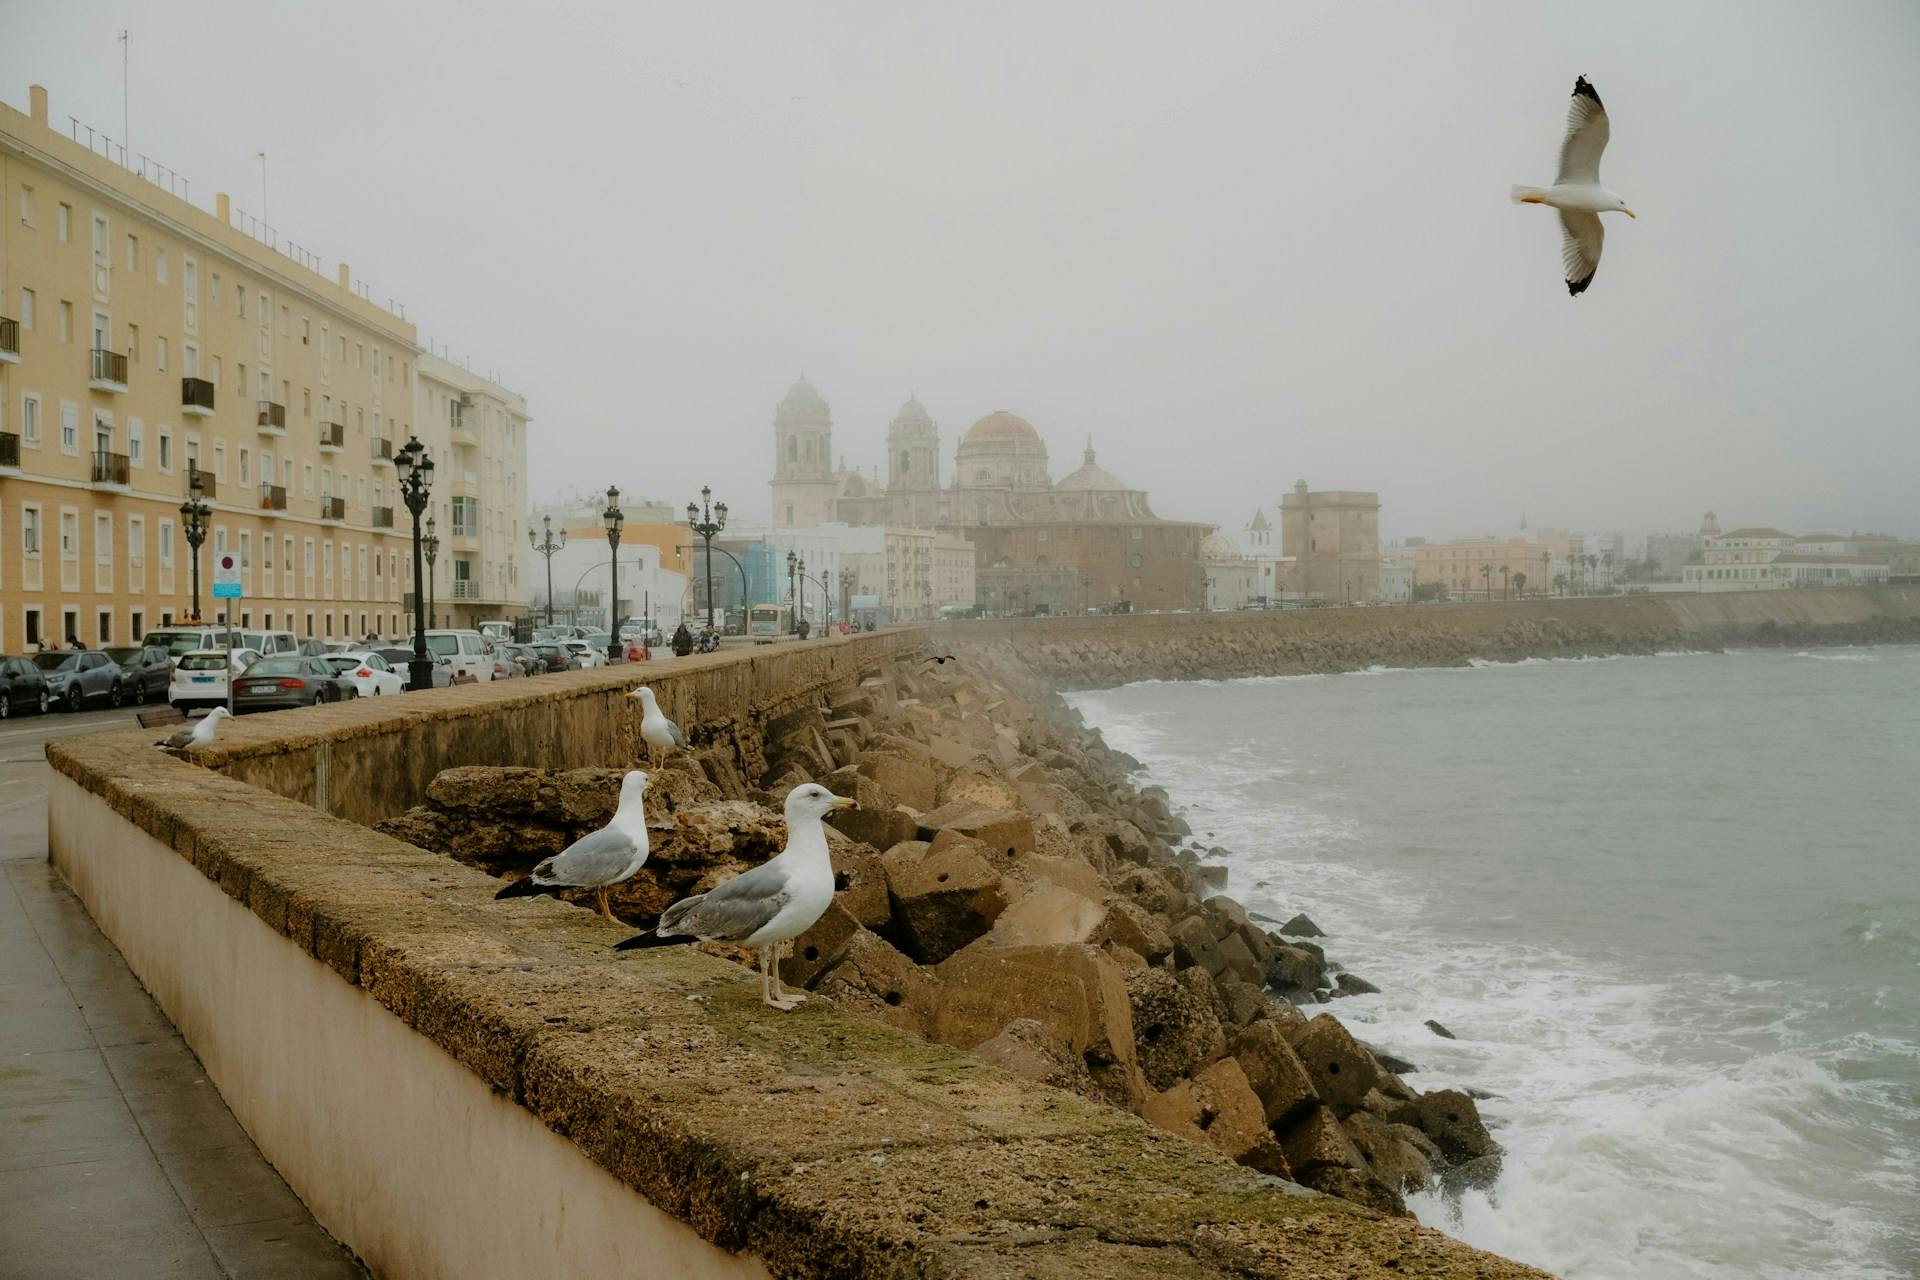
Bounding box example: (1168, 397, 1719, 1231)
(371, 506, 394, 529)
(449, 403, 477, 446)
(0, 316, 19, 365)
(319, 421, 344, 453)
(90, 449, 131, 489)
(0, 432, 19, 472)
(370, 436, 394, 466)
(320, 496, 346, 522)
(186, 466, 216, 500)
(257, 400, 287, 437)
(259, 483, 288, 512)
(90, 348, 129, 394)
(181, 376, 216, 417)
(451, 580, 484, 601)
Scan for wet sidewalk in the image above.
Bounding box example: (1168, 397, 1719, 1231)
(1, 737, 365, 1280)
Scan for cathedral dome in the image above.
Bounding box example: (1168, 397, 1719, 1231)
(890, 395, 935, 433)
(1054, 441, 1129, 492)
(960, 411, 1042, 449)
(776, 377, 831, 427)
(1200, 531, 1240, 559)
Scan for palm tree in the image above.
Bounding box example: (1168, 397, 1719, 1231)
(1552, 571, 1568, 595)
(1501, 565, 1511, 599)
(1514, 571, 1528, 597)
(1602, 551, 1615, 591)
(1584, 554, 1598, 593)
(1480, 563, 1493, 600)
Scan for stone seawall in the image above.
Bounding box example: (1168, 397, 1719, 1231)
(937, 587, 1920, 688)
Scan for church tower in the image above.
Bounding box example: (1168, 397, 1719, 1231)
(770, 378, 839, 527)
(886, 395, 940, 492)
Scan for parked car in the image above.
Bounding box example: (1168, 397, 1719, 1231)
(296, 638, 333, 658)
(529, 642, 575, 674)
(106, 645, 173, 704)
(232, 656, 358, 713)
(489, 644, 528, 679)
(319, 650, 406, 698)
(563, 637, 611, 668)
(170, 650, 239, 711)
(0, 655, 52, 717)
(142, 627, 234, 665)
(422, 630, 494, 682)
(235, 629, 300, 658)
(373, 646, 454, 690)
(35, 650, 125, 711)
(501, 642, 546, 675)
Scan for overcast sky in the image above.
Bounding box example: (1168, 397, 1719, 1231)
(8, 1, 1917, 541)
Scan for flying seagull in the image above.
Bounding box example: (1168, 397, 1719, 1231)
(614, 783, 856, 1010)
(495, 770, 650, 923)
(924, 654, 959, 665)
(1511, 76, 1636, 296)
(628, 686, 688, 753)
(158, 706, 230, 750)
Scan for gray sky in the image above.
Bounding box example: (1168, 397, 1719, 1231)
(8, 0, 1917, 541)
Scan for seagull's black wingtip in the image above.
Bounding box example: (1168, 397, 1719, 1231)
(1573, 75, 1603, 109)
(613, 931, 689, 952)
(1566, 270, 1595, 297)
(495, 877, 556, 901)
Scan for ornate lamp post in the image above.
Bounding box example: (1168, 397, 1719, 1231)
(602, 486, 624, 665)
(839, 567, 856, 631)
(529, 514, 566, 625)
(785, 550, 798, 635)
(179, 469, 212, 623)
(795, 554, 807, 635)
(395, 437, 436, 692)
(687, 486, 727, 631)
(423, 515, 440, 630)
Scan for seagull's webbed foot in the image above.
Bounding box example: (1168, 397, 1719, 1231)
(595, 887, 620, 925)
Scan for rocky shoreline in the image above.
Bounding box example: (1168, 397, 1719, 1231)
(378, 650, 1500, 1218)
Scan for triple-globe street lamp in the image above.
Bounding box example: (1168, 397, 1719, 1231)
(528, 514, 567, 625)
(687, 486, 728, 631)
(785, 550, 806, 636)
(423, 515, 440, 630)
(603, 487, 624, 665)
(395, 437, 436, 692)
(179, 469, 212, 624)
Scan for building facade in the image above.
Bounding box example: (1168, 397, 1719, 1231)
(1279, 481, 1381, 602)
(414, 353, 528, 628)
(1680, 519, 1890, 591)
(0, 83, 528, 647)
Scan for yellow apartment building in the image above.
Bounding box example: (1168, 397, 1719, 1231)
(0, 83, 525, 650)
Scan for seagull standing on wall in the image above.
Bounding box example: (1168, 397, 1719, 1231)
(1511, 76, 1636, 295)
(495, 770, 651, 924)
(629, 686, 688, 755)
(613, 783, 856, 1010)
(158, 706, 230, 750)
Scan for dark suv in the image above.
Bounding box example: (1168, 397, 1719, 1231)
(106, 645, 173, 704)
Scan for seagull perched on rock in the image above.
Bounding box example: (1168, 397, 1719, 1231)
(1511, 75, 1635, 296)
(614, 783, 856, 1010)
(495, 770, 650, 924)
(158, 706, 230, 750)
(628, 686, 688, 755)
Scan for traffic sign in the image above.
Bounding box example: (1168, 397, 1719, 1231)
(212, 551, 242, 599)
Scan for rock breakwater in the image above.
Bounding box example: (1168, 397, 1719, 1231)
(378, 652, 1498, 1217)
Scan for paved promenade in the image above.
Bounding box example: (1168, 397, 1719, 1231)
(0, 708, 363, 1279)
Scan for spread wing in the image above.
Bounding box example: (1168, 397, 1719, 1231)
(1559, 210, 1605, 296)
(1556, 76, 1610, 185)
(657, 861, 790, 941)
(537, 825, 645, 888)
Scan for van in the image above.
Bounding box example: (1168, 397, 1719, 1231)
(142, 626, 232, 666)
(236, 629, 299, 658)
(422, 629, 493, 682)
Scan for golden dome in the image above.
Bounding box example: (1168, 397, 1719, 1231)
(959, 411, 1043, 450)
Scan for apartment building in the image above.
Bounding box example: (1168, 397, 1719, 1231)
(0, 84, 529, 648)
(414, 353, 528, 628)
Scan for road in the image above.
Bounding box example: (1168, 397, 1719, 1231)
(1, 705, 365, 1278)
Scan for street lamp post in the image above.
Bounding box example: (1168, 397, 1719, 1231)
(528, 514, 566, 625)
(423, 514, 440, 630)
(395, 437, 436, 692)
(686, 486, 728, 631)
(839, 567, 855, 631)
(179, 470, 211, 623)
(785, 550, 798, 635)
(602, 486, 624, 665)
(795, 555, 807, 635)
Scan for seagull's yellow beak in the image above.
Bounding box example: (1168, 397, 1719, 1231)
(1624, 209, 1636, 219)
(828, 795, 858, 811)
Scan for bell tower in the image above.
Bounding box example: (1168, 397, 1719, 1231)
(770, 377, 837, 527)
(886, 395, 940, 492)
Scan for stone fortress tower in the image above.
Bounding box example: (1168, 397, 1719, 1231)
(1280, 479, 1382, 603)
(770, 378, 839, 528)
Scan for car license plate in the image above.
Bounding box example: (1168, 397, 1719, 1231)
(192, 676, 214, 684)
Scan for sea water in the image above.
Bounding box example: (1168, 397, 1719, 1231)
(1066, 647, 1920, 1280)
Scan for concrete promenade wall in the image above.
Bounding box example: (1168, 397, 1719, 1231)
(45, 632, 1550, 1279)
(939, 587, 1920, 687)
(202, 629, 923, 826)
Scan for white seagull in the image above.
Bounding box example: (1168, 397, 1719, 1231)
(495, 770, 651, 923)
(158, 706, 230, 750)
(1511, 76, 1636, 296)
(614, 782, 856, 1010)
(628, 686, 688, 754)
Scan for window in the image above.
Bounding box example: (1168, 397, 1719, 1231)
(60, 402, 78, 454)
(18, 289, 32, 329)
(157, 337, 167, 371)
(125, 234, 139, 271)
(18, 184, 33, 225)
(213, 442, 227, 482)
(24, 609, 42, 649)
(209, 271, 218, 304)
(60, 511, 78, 557)
(92, 214, 108, 262)
(157, 431, 172, 472)
(157, 248, 168, 284)
(239, 448, 249, 485)
(95, 513, 111, 563)
(236, 286, 245, 319)
(21, 395, 39, 446)
(59, 301, 73, 343)
(128, 420, 144, 467)
(303, 463, 314, 497)
(23, 507, 42, 555)
(160, 521, 174, 564)
(127, 323, 139, 363)
(57, 202, 71, 240)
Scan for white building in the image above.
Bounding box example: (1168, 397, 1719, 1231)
(537, 536, 687, 633)
(1202, 532, 1263, 611)
(413, 353, 530, 628)
(1679, 521, 1889, 591)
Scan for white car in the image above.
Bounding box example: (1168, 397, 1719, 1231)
(169, 649, 249, 710)
(560, 639, 605, 669)
(422, 630, 494, 682)
(320, 650, 406, 698)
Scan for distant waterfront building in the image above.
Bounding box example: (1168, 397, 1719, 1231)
(1643, 530, 1702, 580)
(1679, 517, 1890, 590)
(1279, 481, 1380, 603)
(1411, 531, 1570, 599)
(1378, 557, 1413, 603)
(1231, 507, 1297, 603)
(1201, 532, 1263, 611)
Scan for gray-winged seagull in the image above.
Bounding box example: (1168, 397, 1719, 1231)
(158, 706, 230, 750)
(628, 686, 688, 754)
(495, 769, 651, 923)
(1511, 75, 1636, 296)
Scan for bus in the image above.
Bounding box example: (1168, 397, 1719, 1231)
(747, 604, 791, 643)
